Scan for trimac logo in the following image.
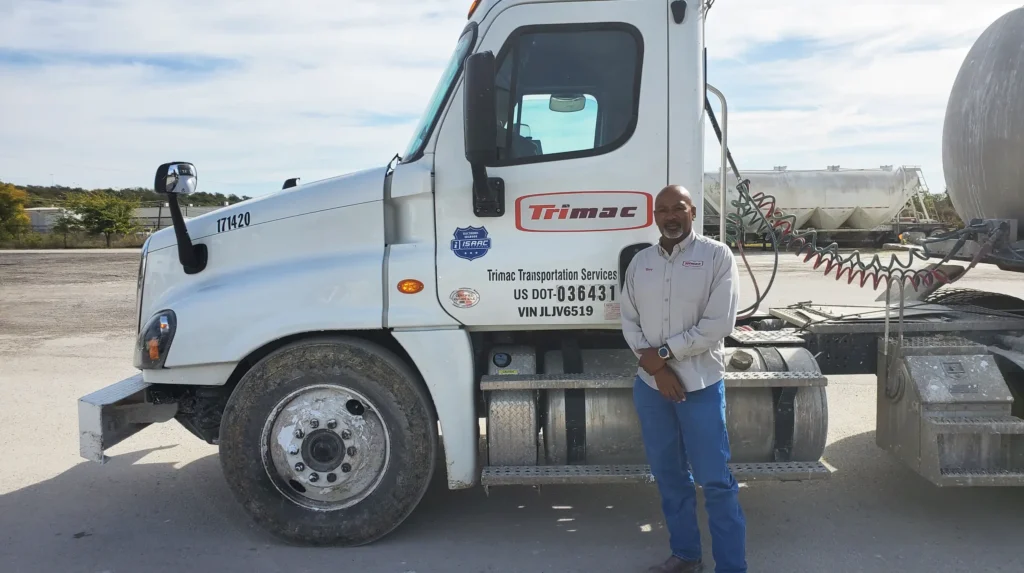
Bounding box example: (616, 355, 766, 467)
(515, 191, 653, 232)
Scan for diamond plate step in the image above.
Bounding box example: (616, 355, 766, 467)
(480, 370, 826, 391)
(926, 416, 1024, 434)
(729, 329, 806, 345)
(480, 461, 831, 486)
(881, 335, 988, 356)
(937, 467, 1024, 486)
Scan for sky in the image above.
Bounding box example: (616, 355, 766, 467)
(0, 0, 1020, 199)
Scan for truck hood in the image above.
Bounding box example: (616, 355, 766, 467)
(146, 165, 389, 253)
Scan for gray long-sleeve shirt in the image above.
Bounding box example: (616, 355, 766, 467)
(620, 230, 740, 393)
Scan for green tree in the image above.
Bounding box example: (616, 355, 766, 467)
(66, 192, 140, 247)
(924, 189, 964, 228)
(51, 211, 84, 248)
(0, 182, 31, 239)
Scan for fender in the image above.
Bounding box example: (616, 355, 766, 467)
(392, 328, 478, 489)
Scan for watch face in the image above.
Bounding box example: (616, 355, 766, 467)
(659, 347, 669, 358)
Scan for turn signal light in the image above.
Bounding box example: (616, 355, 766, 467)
(398, 279, 424, 294)
(135, 310, 176, 369)
(468, 0, 481, 18)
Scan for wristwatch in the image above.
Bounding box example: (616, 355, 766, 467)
(657, 345, 671, 360)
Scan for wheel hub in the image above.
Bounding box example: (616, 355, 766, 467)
(302, 429, 346, 472)
(260, 384, 391, 511)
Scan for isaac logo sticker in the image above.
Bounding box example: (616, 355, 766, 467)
(450, 226, 492, 261)
(515, 191, 653, 233)
(449, 288, 480, 309)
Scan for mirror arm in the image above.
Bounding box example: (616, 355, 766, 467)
(471, 163, 505, 217)
(167, 196, 208, 275)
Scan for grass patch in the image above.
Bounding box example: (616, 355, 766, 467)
(0, 231, 147, 249)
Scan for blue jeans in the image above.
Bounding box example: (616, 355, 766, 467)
(633, 377, 747, 573)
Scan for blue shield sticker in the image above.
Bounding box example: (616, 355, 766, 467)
(451, 226, 492, 261)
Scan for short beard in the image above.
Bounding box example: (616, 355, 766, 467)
(661, 227, 684, 239)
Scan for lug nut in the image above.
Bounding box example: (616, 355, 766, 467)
(295, 462, 305, 472)
(341, 463, 352, 473)
(309, 473, 319, 482)
(341, 430, 351, 440)
(294, 428, 304, 439)
(310, 419, 319, 429)
(327, 419, 337, 429)
(347, 446, 357, 456)
(327, 473, 337, 483)
(288, 445, 299, 455)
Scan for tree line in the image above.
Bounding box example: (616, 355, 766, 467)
(21, 183, 250, 209)
(0, 180, 251, 248)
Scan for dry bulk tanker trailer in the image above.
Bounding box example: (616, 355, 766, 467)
(704, 165, 950, 247)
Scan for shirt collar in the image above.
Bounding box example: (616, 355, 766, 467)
(657, 230, 695, 259)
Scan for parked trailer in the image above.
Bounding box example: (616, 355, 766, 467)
(703, 166, 951, 247)
(78, 0, 1024, 548)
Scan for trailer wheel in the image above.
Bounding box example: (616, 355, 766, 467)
(923, 287, 1024, 313)
(218, 336, 437, 546)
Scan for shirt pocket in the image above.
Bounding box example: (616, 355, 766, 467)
(672, 265, 710, 307)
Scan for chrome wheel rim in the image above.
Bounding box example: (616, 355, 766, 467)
(260, 384, 391, 511)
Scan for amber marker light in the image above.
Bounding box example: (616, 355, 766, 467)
(468, 0, 481, 19)
(398, 279, 425, 294)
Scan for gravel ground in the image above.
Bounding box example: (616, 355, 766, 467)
(2, 249, 1024, 573)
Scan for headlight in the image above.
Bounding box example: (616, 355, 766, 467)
(135, 310, 176, 369)
(136, 236, 151, 334)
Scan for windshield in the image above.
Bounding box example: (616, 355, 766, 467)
(400, 26, 477, 161)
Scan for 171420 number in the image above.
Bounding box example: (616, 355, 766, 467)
(217, 212, 251, 233)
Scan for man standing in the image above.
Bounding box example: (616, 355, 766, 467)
(620, 185, 746, 573)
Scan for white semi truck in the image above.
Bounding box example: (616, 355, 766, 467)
(78, 0, 1024, 547)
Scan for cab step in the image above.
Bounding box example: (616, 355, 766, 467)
(728, 329, 807, 345)
(480, 461, 831, 486)
(480, 370, 827, 391)
(937, 467, 1024, 486)
(925, 415, 1024, 434)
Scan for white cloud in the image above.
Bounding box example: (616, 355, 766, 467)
(702, 0, 1023, 191)
(0, 0, 1020, 200)
(0, 0, 469, 195)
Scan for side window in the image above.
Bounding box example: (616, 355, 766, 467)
(514, 94, 598, 155)
(493, 24, 643, 165)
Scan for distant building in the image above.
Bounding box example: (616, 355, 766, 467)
(25, 207, 76, 233)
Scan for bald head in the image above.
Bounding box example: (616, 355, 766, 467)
(656, 184, 693, 205)
(654, 184, 696, 241)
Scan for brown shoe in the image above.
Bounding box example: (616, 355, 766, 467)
(646, 555, 704, 572)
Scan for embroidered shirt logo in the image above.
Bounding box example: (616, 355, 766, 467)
(682, 260, 703, 268)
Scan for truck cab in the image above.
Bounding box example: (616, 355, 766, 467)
(79, 0, 833, 546)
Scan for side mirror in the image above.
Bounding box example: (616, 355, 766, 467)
(549, 94, 586, 113)
(153, 162, 207, 275)
(463, 51, 497, 166)
(154, 162, 198, 195)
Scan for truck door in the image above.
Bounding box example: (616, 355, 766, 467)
(431, 1, 669, 328)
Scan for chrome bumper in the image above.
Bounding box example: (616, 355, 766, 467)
(78, 373, 178, 463)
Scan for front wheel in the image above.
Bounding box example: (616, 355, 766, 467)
(218, 336, 437, 546)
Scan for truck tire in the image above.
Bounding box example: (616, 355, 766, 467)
(923, 287, 1024, 313)
(218, 335, 437, 546)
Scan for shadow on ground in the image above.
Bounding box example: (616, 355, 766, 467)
(2, 431, 1023, 573)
